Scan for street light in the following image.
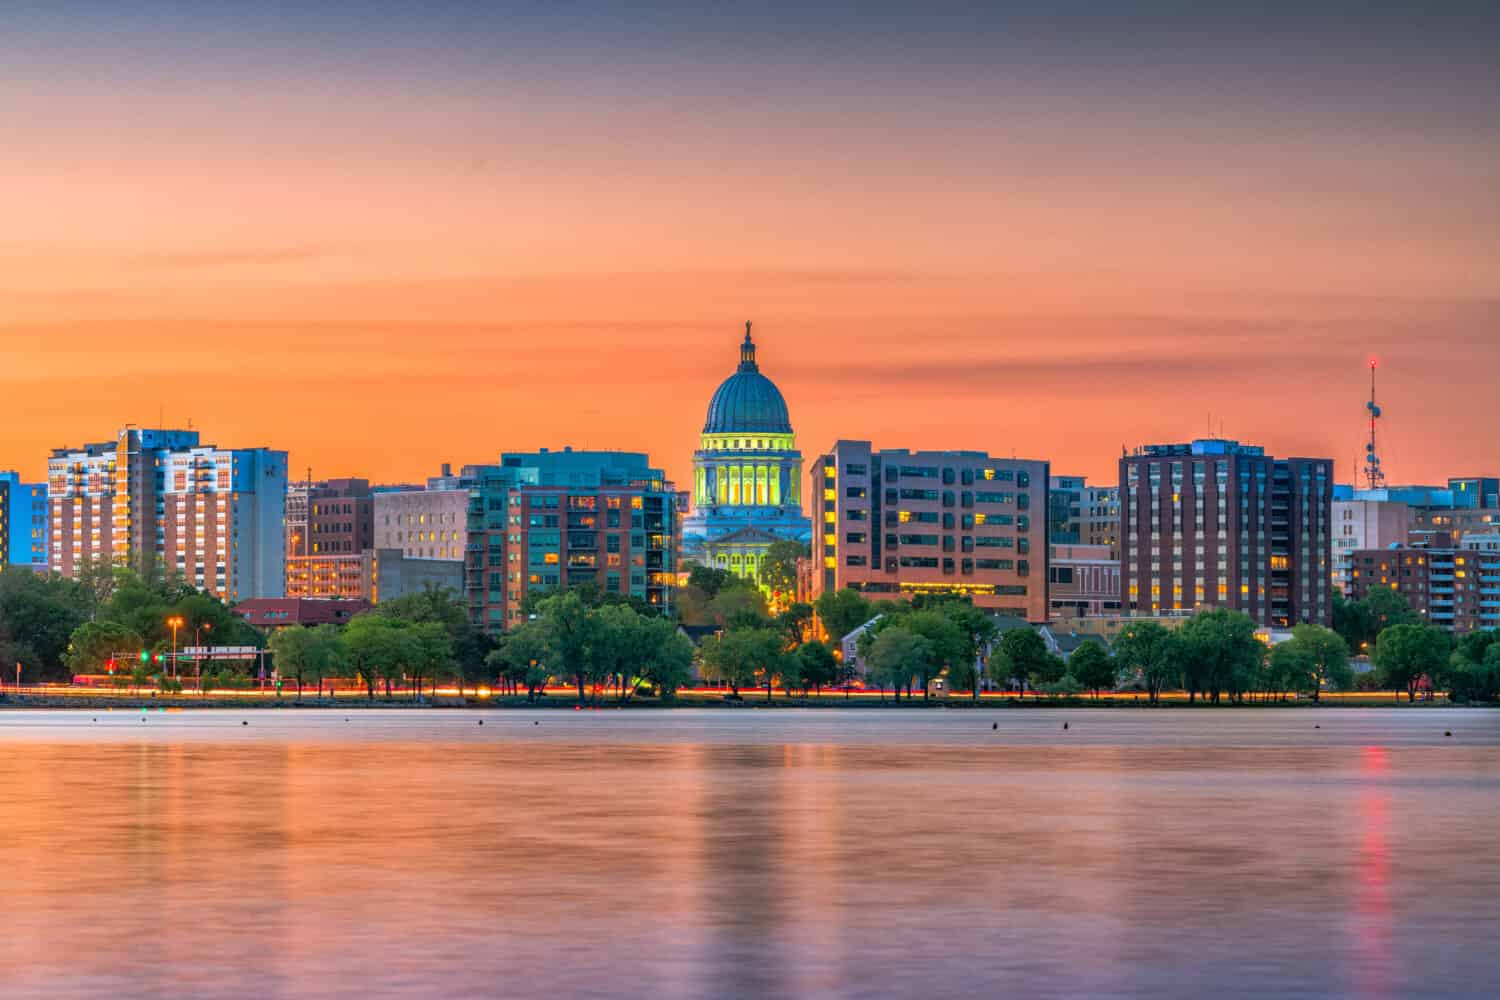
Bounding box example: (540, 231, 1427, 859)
(194, 622, 212, 693)
(166, 615, 185, 680)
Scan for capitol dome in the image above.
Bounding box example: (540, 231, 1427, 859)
(702, 324, 793, 434)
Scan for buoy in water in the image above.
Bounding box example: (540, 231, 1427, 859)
(992, 722, 998, 730)
(242, 721, 248, 726)
(1063, 722, 1069, 730)
(1445, 731, 1452, 737)
(477, 719, 483, 726)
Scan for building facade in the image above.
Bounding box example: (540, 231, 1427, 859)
(454, 449, 677, 632)
(811, 441, 1050, 620)
(1332, 499, 1411, 593)
(0, 472, 48, 570)
(47, 428, 287, 600)
(285, 478, 378, 600)
(681, 325, 811, 584)
(1349, 541, 1500, 634)
(373, 488, 469, 561)
(1120, 439, 1332, 627)
(1048, 477, 1120, 554)
(1049, 542, 1122, 619)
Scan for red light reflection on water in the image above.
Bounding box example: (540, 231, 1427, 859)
(1353, 746, 1392, 1000)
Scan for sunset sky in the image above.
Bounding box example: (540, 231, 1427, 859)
(3, 3, 1497, 489)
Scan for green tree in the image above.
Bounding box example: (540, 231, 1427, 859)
(760, 540, 807, 599)
(1455, 629, 1500, 668)
(406, 621, 452, 702)
(701, 627, 781, 699)
(63, 620, 144, 677)
(341, 615, 401, 700)
(709, 586, 770, 630)
(775, 601, 814, 645)
(1363, 585, 1421, 634)
(1331, 590, 1373, 652)
(490, 621, 555, 702)
(636, 619, 695, 702)
(1066, 641, 1116, 699)
(535, 591, 599, 705)
(813, 588, 874, 645)
(1283, 624, 1352, 701)
(795, 640, 838, 697)
(378, 584, 491, 695)
(1178, 608, 1264, 703)
(1113, 621, 1177, 705)
(864, 626, 931, 703)
(1030, 652, 1067, 692)
(935, 602, 999, 702)
(989, 627, 1049, 698)
(895, 610, 969, 701)
(1447, 643, 1500, 704)
(1266, 641, 1315, 702)
(1, 569, 93, 681)
(1375, 622, 1450, 702)
(269, 626, 317, 701)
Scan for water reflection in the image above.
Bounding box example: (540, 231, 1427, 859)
(0, 710, 1496, 999)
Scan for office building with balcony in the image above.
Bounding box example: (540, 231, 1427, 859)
(681, 325, 812, 585)
(46, 428, 287, 600)
(1120, 439, 1332, 627)
(0, 472, 48, 571)
(449, 449, 677, 632)
(811, 441, 1049, 620)
(1348, 540, 1500, 634)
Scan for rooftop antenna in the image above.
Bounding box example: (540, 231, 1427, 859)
(1363, 358, 1386, 490)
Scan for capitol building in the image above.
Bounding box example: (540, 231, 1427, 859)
(681, 324, 813, 583)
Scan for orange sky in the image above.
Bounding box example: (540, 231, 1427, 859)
(3, 5, 1497, 489)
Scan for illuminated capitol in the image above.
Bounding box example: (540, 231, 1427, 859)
(681, 323, 812, 581)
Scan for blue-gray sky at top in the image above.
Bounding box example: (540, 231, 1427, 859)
(1, 2, 1496, 485)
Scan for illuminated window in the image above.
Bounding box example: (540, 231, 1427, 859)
(543, 552, 559, 564)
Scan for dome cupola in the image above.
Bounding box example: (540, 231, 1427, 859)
(703, 322, 793, 434)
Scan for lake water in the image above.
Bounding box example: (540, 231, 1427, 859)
(2, 708, 1497, 999)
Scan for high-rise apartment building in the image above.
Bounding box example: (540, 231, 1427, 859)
(1120, 439, 1332, 627)
(811, 441, 1049, 620)
(1348, 539, 1500, 634)
(47, 428, 287, 600)
(449, 449, 677, 632)
(0, 472, 48, 571)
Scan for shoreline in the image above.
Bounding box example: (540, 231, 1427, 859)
(0, 693, 1479, 710)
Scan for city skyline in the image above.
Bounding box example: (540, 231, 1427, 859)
(4, 4, 1498, 487)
